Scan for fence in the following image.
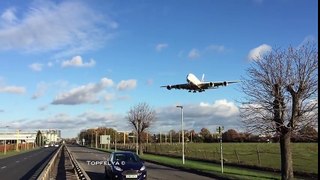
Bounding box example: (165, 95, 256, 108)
(0, 143, 36, 153)
(111, 142, 318, 174)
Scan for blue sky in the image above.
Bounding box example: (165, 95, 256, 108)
(0, 0, 318, 138)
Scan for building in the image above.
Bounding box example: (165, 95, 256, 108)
(0, 131, 37, 144)
(40, 129, 61, 144)
(0, 129, 61, 145)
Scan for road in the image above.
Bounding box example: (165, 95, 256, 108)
(67, 145, 215, 180)
(0, 146, 58, 180)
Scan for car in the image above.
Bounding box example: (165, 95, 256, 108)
(44, 144, 49, 148)
(54, 144, 59, 147)
(105, 151, 147, 180)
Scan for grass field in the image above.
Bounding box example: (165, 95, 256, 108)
(140, 153, 283, 180)
(116, 142, 318, 174)
(0, 148, 39, 159)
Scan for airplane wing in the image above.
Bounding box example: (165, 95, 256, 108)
(161, 83, 192, 90)
(205, 80, 240, 89)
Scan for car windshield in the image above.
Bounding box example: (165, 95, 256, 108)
(113, 153, 140, 163)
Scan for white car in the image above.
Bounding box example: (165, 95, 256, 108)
(44, 144, 49, 148)
(54, 144, 59, 147)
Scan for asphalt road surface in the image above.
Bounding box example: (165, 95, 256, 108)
(67, 144, 215, 180)
(0, 146, 58, 180)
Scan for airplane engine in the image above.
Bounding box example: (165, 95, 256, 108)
(223, 81, 228, 86)
(166, 85, 172, 90)
(209, 82, 214, 87)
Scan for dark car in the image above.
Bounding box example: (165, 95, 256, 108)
(105, 151, 147, 180)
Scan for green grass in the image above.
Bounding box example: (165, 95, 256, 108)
(97, 146, 316, 179)
(140, 153, 282, 180)
(98, 147, 282, 180)
(142, 143, 318, 174)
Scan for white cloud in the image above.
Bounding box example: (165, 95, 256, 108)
(62, 56, 96, 68)
(116, 79, 137, 91)
(1, 8, 17, 24)
(29, 63, 43, 71)
(32, 82, 48, 99)
(0, 78, 26, 94)
(7, 111, 128, 138)
(52, 78, 114, 105)
(155, 99, 241, 133)
(0, 85, 26, 94)
(188, 48, 200, 59)
(298, 35, 317, 48)
(248, 44, 272, 61)
(31, 80, 69, 100)
(0, 1, 117, 56)
(205, 45, 225, 53)
(47, 62, 53, 67)
(104, 93, 115, 101)
(155, 43, 168, 52)
(38, 105, 48, 111)
(6, 99, 241, 138)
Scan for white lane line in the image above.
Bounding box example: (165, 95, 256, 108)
(1, 166, 7, 169)
(16, 161, 20, 163)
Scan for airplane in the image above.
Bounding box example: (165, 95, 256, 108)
(161, 73, 240, 93)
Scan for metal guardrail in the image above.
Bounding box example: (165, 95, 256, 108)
(37, 145, 63, 180)
(65, 145, 91, 180)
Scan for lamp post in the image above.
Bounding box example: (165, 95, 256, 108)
(176, 105, 185, 165)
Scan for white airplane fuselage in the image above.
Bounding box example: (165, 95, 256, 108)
(186, 73, 202, 89)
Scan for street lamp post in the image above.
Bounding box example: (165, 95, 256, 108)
(176, 105, 185, 165)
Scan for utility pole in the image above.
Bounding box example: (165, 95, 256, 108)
(217, 126, 224, 173)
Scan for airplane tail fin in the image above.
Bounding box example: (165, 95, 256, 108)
(201, 74, 205, 82)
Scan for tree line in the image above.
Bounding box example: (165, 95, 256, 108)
(78, 125, 317, 146)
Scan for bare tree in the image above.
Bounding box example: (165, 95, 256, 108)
(240, 42, 318, 180)
(127, 102, 156, 155)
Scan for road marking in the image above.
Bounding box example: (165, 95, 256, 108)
(1, 166, 6, 169)
(16, 161, 20, 163)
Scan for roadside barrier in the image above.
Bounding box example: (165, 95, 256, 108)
(65, 145, 91, 180)
(37, 145, 63, 180)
